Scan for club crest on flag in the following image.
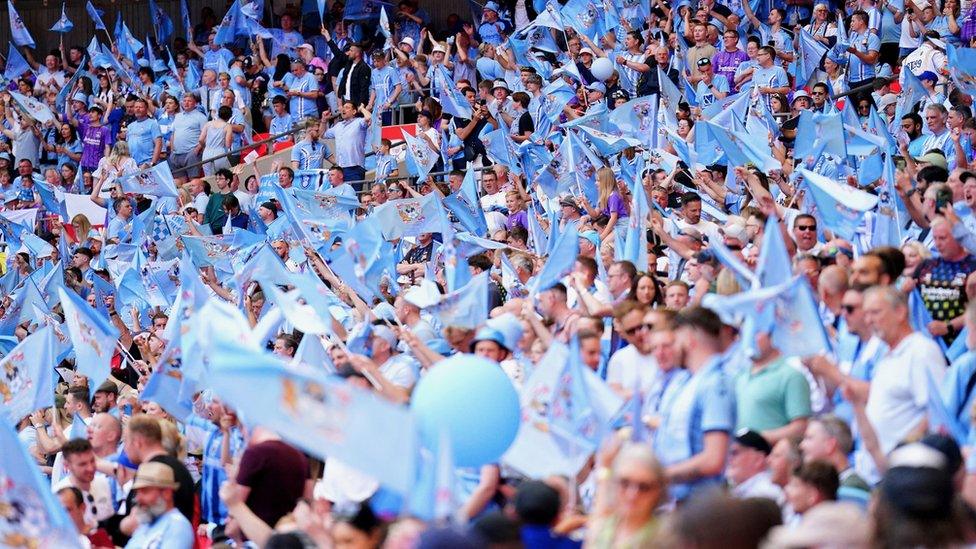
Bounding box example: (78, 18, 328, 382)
(0, 481, 50, 547)
(574, 3, 598, 30)
(396, 201, 426, 224)
(0, 350, 30, 403)
(280, 377, 352, 443)
(74, 315, 104, 356)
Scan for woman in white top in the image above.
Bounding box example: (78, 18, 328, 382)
(804, 4, 838, 47)
(92, 141, 138, 196)
(822, 55, 848, 97)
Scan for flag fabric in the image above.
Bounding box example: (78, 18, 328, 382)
(180, 0, 192, 41)
(7, 0, 33, 47)
(948, 44, 976, 97)
(148, 0, 174, 44)
(402, 129, 440, 181)
(425, 272, 489, 329)
(49, 1, 73, 33)
(608, 95, 660, 148)
(794, 28, 828, 86)
(530, 221, 579, 294)
(909, 289, 949, 352)
(621, 176, 648, 270)
(896, 67, 928, 123)
(120, 162, 180, 198)
(754, 214, 793, 288)
(372, 194, 450, 239)
(926, 368, 966, 441)
(443, 166, 488, 237)
(214, 0, 244, 45)
(409, 430, 458, 522)
(4, 41, 31, 80)
(504, 340, 624, 477)
(561, 0, 609, 41)
(59, 287, 121, 390)
(0, 327, 56, 426)
(344, 0, 393, 20)
(796, 168, 878, 241)
(9, 90, 53, 125)
(0, 419, 80, 546)
(141, 361, 194, 421)
(86, 0, 107, 31)
(207, 340, 419, 494)
(68, 413, 88, 439)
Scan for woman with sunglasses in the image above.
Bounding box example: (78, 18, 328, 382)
(588, 440, 667, 548)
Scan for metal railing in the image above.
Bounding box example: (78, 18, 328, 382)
(170, 118, 319, 176)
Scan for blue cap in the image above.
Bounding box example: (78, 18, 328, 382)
(919, 70, 939, 82)
(71, 91, 88, 104)
(586, 82, 606, 94)
(471, 327, 509, 352)
(579, 230, 601, 249)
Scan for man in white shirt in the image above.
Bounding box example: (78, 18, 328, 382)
(52, 439, 116, 528)
(859, 285, 947, 484)
(33, 53, 65, 97)
(606, 301, 658, 398)
(727, 429, 785, 502)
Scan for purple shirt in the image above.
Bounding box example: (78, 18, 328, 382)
(712, 49, 750, 92)
(602, 192, 629, 219)
(78, 118, 113, 170)
(507, 209, 528, 231)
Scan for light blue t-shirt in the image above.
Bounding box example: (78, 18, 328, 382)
(695, 77, 730, 108)
(124, 508, 194, 549)
(126, 117, 162, 166)
(371, 65, 400, 110)
(847, 30, 881, 83)
(291, 139, 327, 171)
(283, 71, 319, 119)
(943, 351, 976, 441)
(170, 110, 209, 154)
(203, 47, 234, 73)
(653, 359, 735, 502)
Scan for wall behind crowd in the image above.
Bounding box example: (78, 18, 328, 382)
(2, 0, 473, 56)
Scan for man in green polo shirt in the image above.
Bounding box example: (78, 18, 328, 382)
(735, 331, 812, 445)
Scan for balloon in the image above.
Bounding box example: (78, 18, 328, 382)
(410, 354, 520, 467)
(591, 57, 615, 81)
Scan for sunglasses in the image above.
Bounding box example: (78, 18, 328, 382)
(87, 493, 97, 516)
(796, 224, 817, 231)
(624, 323, 653, 336)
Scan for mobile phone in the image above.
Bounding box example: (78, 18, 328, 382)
(123, 404, 133, 416)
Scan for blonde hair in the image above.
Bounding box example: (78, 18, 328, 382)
(596, 167, 616, 212)
(70, 214, 91, 240)
(158, 419, 187, 461)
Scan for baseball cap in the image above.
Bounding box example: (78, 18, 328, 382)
(918, 70, 939, 82)
(485, 313, 524, 351)
(880, 443, 954, 519)
(484, 1, 501, 12)
(371, 324, 398, 349)
(733, 429, 772, 455)
(298, 43, 314, 51)
(71, 91, 88, 104)
(586, 82, 606, 94)
(579, 47, 594, 56)
(259, 201, 278, 214)
(914, 151, 948, 170)
(514, 481, 561, 526)
(579, 230, 601, 249)
(470, 327, 509, 352)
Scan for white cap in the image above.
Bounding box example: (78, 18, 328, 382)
(399, 36, 415, 48)
(432, 44, 447, 54)
(579, 47, 594, 56)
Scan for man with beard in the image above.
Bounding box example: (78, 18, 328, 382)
(124, 462, 193, 549)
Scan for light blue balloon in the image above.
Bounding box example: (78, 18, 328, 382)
(410, 353, 521, 468)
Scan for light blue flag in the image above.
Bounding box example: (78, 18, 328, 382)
(909, 289, 949, 353)
(754, 214, 791, 288)
(55, 61, 87, 112)
(214, 0, 244, 45)
(608, 94, 659, 148)
(9, 90, 53, 125)
(0, 327, 56, 426)
(180, 0, 192, 41)
(50, 1, 73, 33)
(377, 5, 393, 49)
(794, 28, 828, 86)
(504, 340, 624, 477)
(148, 0, 174, 43)
(794, 110, 846, 163)
(426, 272, 488, 329)
(291, 185, 360, 218)
(344, 0, 394, 20)
(562, 131, 602, 206)
(946, 326, 969, 362)
(947, 44, 976, 97)
(526, 203, 548, 255)
(437, 68, 471, 119)
(4, 42, 31, 81)
(257, 275, 334, 336)
(561, 0, 608, 41)
(577, 125, 642, 156)
(0, 419, 80, 545)
(68, 413, 88, 440)
(86, 0, 107, 31)
(229, 243, 294, 297)
(896, 68, 928, 123)
(481, 128, 524, 175)
(7, 0, 33, 48)
(0, 212, 26, 248)
(530, 221, 579, 294)
(208, 341, 419, 493)
(59, 287, 121, 390)
(326, 220, 394, 302)
(703, 121, 781, 172)
(710, 239, 756, 288)
(409, 429, 457, 522)
(443, 166, 488, 237)
(561, 99, 609, 131)
(402, 129, 440, 181)
(796, 168, 878, 240)
(242, 13, 273, 39)
(926, 368, 966, 442)
(181, 231, 264, 273)
(120, 162, 179, 198)
(372, 194, 450, 239)
(0, 280, 43, 336)
(141, 361, 193, 421)
(622, 177, 648, 270)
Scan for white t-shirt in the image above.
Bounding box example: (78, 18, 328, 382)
(53, 473, 115, 527)
(858, 332, 946, 483)
(606, 344, 659, 394)
(380, 354, 419, 389)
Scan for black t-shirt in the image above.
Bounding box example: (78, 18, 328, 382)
(517, 111, 534, 135)
(236, 440, 309, 528)
(150, 454, 196, 523)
